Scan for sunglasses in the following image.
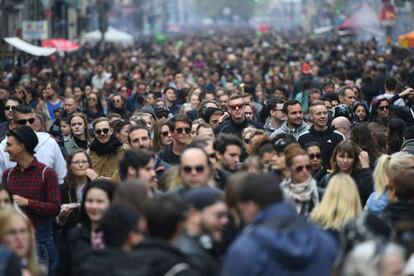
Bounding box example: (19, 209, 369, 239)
(161, 131, 169, 137)
(182, 165, 205, 174)
(175, 127, 191, 134)
(16, 118, 35, 125)
(5, 106, 16, 111)
(378, 105, 389, 111)
(88, 98, 97, 102)
(294, 165, 312, 173)
(309, 153, 321, 160)
(95, 128, 110, 135)
(229, 103, 244, 110)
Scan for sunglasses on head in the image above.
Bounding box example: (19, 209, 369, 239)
(95, 128, 110, 135)
(229, 103, 244, 110)
(88, 97, 97, 102)
(175, 127, 191, 134)
(161, 131, 169, 137)
(294, 165, 312, 173)
(5, 106, 15, 111)
(16, 118, 35, 125)
(309, 153, 321, 160)
(182, 165, 205, 174)
(378, 105, 389, 111)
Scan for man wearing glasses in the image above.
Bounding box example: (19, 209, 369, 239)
(263, 97, 286, 133)
(0, 104, 67, 183)
(159, 114, 192, 165)
(89, 117, 128, 177)
(0, 96, 23, 141)
(215, 94, 262, 138)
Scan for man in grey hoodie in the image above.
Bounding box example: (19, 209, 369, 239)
(270, 100, 310, 140)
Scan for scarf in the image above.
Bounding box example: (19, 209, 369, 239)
(74, 136, 88, 150)
(280, 176, 319, 215)
(90, 135, 123, 155)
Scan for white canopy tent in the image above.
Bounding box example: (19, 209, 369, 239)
(4, 37, 57, 56)
(81, 27, 134, 45)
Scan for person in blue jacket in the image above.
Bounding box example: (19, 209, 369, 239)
(222, 173, 338, 276)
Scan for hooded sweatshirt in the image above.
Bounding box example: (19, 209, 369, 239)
(0, 132, 67, 183)
(222, 202, 338, 276)
(270, 121, 310, 140)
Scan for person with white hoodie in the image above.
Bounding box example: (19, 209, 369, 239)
(0, 104, 67, 183)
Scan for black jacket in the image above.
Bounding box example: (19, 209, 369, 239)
(58, 181, 82, 236)
(298, 126, 344, 169)
(0, 121, 9, 141)
(215, 117, 262, 138)
(78, 248, 143, 276)
(175, 233, 219, 276)
(383, 201, 414, 227)
(130, 239, 199, 276)
(319, 169, 374, 206)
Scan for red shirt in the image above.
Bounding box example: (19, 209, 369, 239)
(2, 159, 61, 228)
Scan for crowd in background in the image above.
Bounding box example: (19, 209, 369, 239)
(0, 28, 414, 275)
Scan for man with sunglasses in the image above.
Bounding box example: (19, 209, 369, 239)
(89, 117, 129, 178)
(298, 101, 344, 169)
(215, 94, 262, 139)
(0, 104, 67, 184)
(159, 114, 192, 165)
(0, 96, 23, 141)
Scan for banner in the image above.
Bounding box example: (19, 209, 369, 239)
(22, 20, 48, 40)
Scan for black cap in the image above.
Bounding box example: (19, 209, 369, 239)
(182, 187, 223, 211)
(202, 107, 223, 123)
(154, 106, 169, 118)
(8, 126, 38, 154)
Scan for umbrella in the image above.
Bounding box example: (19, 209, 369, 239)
(41, 38, 79, 52)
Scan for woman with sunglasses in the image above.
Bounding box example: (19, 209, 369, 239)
(319, 140, 373, 206)
(89, 117, 129, 178)
(153, 118, 173, 152)
(304, 142, 327, 182)
(64, 113, 91, 155)
(84, 91, 105, 123)
(109, 94, 130, 119)
(279, 143, 319, 216)
(58, 179, 115, 276)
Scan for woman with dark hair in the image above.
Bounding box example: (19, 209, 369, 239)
(0, 184, 13, 210)
(84, 91, 105, 122)
(108, 94, 130, 119)
(350, 123, 381, 168)
(353, 103, 369, 123)
(369, 98, 391, 124)
(57, 150, 97, 235)
(64, 113, 92, 154)
(112, 119, 130, 144)
(58, 179, 115, 276)
(319, 140, 374, 205)
(152, 118, 173, 152)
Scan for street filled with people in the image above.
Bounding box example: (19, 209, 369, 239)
(0, 28, 414, 275)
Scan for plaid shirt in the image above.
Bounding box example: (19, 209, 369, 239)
(2, 159, 61, 228)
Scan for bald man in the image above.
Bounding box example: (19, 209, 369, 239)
(331, 116, 351, 139)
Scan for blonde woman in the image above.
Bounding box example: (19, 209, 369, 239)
(0, 209, 44, 276)
(311, 173, 362, 244)
(365, 152, 414, 213)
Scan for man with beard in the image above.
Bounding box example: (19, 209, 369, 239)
(176, 187, 228, 276)
(89, 117, 128, 177)
(263, 97, 286, 133)
(118, 149, 158, 192)
(298, 101, 344, 168)
(213, 134, 243, 188)
(270, 100, 309, 140)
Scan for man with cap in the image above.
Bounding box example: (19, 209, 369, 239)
(176, 187, 228, 276)
(0, 104, 67, 183)
(2, 126, 61, 273)
(202, 107, 223, 131)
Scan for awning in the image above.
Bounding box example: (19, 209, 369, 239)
(41, 38, 79, 52)
(4, 37, 56, 56)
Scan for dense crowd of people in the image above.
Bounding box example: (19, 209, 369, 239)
(0, 28, 414, 275)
